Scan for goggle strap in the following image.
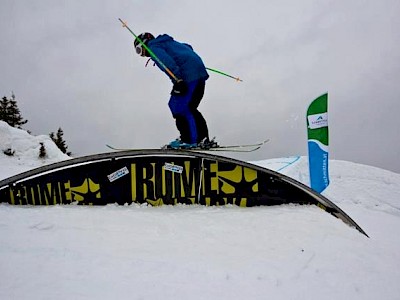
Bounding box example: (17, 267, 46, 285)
(145, 58, 155, 67)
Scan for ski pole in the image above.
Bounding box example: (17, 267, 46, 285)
(206, 67, 243, 82)
(118, 18, 180, 82)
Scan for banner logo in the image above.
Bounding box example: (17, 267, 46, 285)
(308, 112, 328, 129)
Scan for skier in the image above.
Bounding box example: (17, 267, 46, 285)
(133, 32, 214, 149)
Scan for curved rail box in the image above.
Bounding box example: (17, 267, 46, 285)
(0, 150, 368, 236)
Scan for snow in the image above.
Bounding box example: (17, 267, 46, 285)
(1, 121, 400, 299)
(0, 121, 70, 177)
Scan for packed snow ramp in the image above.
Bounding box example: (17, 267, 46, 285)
(0, 149, 367, 236)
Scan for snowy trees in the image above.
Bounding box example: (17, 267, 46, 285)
(1, 93, 71, 156)
(49, 128, 71, 156)
(0, 93, 28, 128)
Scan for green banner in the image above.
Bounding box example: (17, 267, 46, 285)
(307, 93, 329, 193)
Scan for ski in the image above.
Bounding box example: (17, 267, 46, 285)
(106, 139, 269, 153)
(196, 139, 269, 152)
(199, 145, 261, 152)
(208, 139, 269, 149)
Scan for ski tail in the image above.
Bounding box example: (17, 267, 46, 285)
(215, 139, 269, 149)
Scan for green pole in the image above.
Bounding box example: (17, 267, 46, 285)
(206, 67, 243, 82)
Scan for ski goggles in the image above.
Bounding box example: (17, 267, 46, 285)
(135, 43, 145, 56)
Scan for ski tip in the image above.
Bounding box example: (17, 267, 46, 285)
(106, 144, 116, 150)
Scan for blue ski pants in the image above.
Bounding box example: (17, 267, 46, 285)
(168, 80, 209, 144)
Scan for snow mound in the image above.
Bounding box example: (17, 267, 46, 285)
(0, 121, 70, 177)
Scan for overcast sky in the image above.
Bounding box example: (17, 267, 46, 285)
(1, 0, 399, 173)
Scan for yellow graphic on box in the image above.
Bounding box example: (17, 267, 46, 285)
(5, 158, 259, 206)
(131, 160, 259, 205)
(70, 178, 101, 202)
(8, 177, 101, 205)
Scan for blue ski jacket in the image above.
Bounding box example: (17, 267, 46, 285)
(147, 34, 209, 83)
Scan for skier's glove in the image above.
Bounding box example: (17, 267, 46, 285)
(171, 80, 188, 96)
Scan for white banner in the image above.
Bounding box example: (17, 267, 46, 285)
(308, 112, 328, 129)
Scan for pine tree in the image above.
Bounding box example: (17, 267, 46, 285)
(0, 93, 28, 128)
(0, 97, 9, 122)
(50, 127, 71, 156)
(39, 142, 47, 158)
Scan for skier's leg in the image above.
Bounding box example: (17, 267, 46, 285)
(175, 115, 191, 142)
(168, 82, 198, 144)
(189, 81, 209, 142)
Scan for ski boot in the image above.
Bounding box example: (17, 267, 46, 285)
(162, 139, 198, 150)
(198, 137, 219, 150)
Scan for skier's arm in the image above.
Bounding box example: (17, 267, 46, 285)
(150, 46, 182, 82)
